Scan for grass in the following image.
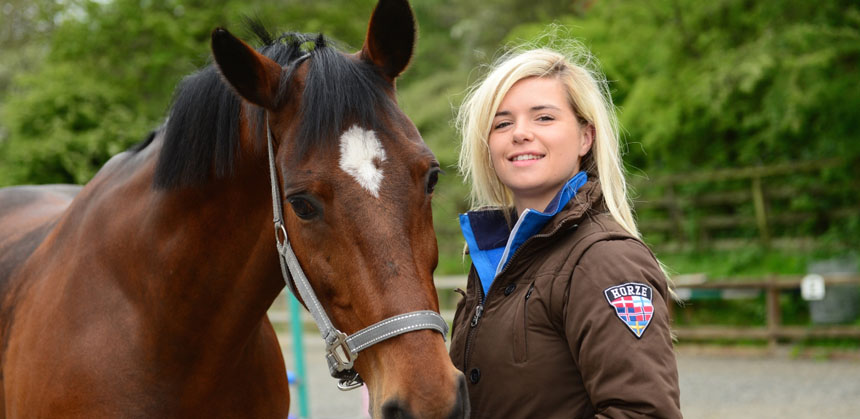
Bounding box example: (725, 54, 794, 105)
(657, 247, 811, 278)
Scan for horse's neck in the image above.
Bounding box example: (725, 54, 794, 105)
(59, 139, 283, 351)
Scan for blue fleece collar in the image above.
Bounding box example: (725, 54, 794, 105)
(459, 172, 588, 296)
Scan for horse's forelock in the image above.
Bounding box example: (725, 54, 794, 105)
(153, 23, 399, 189)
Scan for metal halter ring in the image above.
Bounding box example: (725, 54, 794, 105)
(337, 372, 364, 391)
(274, 222, 288, 247)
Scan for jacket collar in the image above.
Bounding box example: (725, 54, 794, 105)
(460, 172, 595, 295)
(555, 175, 604, 225)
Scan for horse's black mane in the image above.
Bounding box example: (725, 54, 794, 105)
(148, 21, 397, 189)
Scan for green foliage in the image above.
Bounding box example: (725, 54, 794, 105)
(2, 0, 858, 276)
(2, 63, 152, 183)
(508, 0, 860, 172)
(673, 297, 767, 327)
(504, 0, 860, 268)
(2, 0, 222, 184)
(0, 0, 388, 186)
(659, 248, 809, 278)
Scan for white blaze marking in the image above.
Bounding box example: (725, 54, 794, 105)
(338, 125, 387, 197)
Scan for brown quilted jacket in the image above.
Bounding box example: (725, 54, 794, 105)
(449, 180, 682, 418)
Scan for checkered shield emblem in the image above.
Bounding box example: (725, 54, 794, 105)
(604, 283, 654, 338)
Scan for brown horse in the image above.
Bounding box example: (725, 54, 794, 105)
(0, 0, 468, 417)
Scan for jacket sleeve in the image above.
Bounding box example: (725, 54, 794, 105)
(563, 238, 682, 418)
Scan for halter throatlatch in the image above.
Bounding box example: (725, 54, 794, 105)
(265, 104, 448, 391)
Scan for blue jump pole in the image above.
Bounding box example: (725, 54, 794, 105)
(289, 293, 310, 418)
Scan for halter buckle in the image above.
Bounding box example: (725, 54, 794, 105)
(326, 329, 357, 372)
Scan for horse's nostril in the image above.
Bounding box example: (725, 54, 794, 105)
(382, 399, 416, 419)
(380, 374, 469, 419)
(449, 373, 471, 419)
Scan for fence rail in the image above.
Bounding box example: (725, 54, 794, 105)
(670, 273, 860, 346)
(632, 158, 857, 251)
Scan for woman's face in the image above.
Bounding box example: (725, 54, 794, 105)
(488, 76, 593, 213)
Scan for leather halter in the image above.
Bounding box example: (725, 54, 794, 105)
(264, 57, 447, 390)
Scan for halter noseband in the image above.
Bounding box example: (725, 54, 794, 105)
(264, 57, 447, 390)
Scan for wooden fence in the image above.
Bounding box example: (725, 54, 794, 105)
(632, 158, 857, 251)
(269, 274, 860, 346)
(669, 273, 860, 347)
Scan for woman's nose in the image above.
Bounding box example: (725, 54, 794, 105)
(512, 122, 533, 143)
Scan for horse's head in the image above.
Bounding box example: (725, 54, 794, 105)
(211, 0, 467, 417)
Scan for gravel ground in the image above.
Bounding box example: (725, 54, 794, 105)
(280, 336, 860, 418)
(281, 335, 368, 419)
(677, 347, 860, 419)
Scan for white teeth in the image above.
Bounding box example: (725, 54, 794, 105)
(513, 154, 542, 161)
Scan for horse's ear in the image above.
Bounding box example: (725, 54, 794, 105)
(360, 0, 416, 80)
(211, 28, 282, 109)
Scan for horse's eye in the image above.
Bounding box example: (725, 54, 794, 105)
(426, 168, 442, 195)
(288, 196, 318, 220)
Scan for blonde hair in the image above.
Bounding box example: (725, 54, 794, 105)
(456, 41, 640, 238)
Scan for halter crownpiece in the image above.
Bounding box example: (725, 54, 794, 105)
(265, 109, 448, 391)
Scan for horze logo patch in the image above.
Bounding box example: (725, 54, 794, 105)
(604, 283, 654, 339)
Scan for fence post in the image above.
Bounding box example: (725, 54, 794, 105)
(289, 294, 310, 419)
(766, 280, 781, 350)
(664, 182, 686, 248)
(751, 176, 770, 247)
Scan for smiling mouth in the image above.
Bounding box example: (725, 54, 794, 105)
(511, 154, 544, 162)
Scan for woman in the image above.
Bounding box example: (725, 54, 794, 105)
(449, 44, 682, 418)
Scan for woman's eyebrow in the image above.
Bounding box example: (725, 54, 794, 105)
(531, 105, 561, 112)
(494, 105, 561, 118)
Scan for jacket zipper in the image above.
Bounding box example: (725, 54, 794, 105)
(462, 282, 485, 368)
(470, 304, 484, 327)
(516, 282, 536, 361)
(461, 220, 579, 369)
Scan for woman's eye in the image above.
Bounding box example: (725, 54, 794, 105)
(493, 121, 511, 130)
(426, 168, 442, 195)
(537, 115, 554, 121)
(288, 197, 318, 219)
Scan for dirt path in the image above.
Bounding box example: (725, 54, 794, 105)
(281, 337, 860, 418)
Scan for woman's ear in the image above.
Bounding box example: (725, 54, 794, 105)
(579, 124, 595, 157)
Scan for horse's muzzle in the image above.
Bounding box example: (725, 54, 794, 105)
(380, 373, 469, 419)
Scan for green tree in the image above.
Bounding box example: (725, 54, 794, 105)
(504, 0, 860, 250)
(0, 0, 396, 185)
(4, 0, 858, 271)
(509, 0, 860, 172)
